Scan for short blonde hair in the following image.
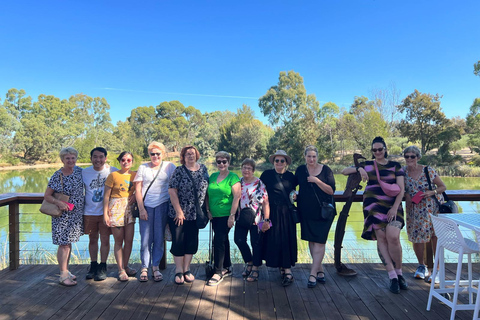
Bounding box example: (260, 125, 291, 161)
(215, 151, 231, 162)
(147, 141, 166, 154)
(59, 147, 78, 160)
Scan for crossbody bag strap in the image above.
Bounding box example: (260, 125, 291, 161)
(373, 160, 383, 183)
(306, 166, 331, 206)
(424, 166, 444, 205)
(59, 169, 65, 193)
(274, 172, 294, 210)
(182, 165, 200, 204)
(143, 162, 164, 202)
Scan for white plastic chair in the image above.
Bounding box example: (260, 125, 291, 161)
(472, 227, 480, 320)
(427, 214, 480, 320)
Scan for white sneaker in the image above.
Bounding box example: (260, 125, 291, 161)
(425, 273, 440, 284)
(414, 265, 429, 279)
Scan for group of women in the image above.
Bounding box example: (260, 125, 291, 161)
(45, 137, 447, 292)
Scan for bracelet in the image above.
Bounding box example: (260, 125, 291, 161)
(434, 190, 438, 195)
(355, 167, 360, 172)
(264, 219, 271, 222)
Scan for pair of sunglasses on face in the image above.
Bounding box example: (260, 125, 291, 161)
(404, 155, 417, 159)
(150, 152, 161, 156)
(216, 160, 228, 165)
(275, 159, 286, 163)
(371, 147, 385, 153)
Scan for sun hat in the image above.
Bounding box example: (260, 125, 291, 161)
(268, 150, 292, 165)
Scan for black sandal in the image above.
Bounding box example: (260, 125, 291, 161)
(207, 274, 223, 286)
(247, 270, 259, 282)
(307, 275, 317, 288)
(316, 271, 326, 284)
(174, 272, 184, 285)
(281, 273, 294, 287)
(242, 264, 253, 277)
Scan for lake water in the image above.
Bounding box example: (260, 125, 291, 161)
(1, 167, 479, 267)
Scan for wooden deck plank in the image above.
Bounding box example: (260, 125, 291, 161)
(0, 263, 478, 320)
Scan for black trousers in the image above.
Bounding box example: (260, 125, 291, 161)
(211, 216, 232, 275)
(234, 223, 263, 267)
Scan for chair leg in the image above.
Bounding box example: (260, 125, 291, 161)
(469, 254, 474, 304)
(450, 251, 464, 320)
(427, 245, 442, 311)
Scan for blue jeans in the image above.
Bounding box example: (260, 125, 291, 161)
(139, 201, 168, 269)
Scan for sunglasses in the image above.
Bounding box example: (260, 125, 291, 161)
(371, 148, 385, 153)
(275, 159, 286, 163)
(150, 152, 161, 156)
(121, 159, 132, 163)
(404, 155, 417, 159)
(216, 160, 228, 165)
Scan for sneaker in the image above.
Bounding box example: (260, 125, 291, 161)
(94, 262, 107, 281)
(414, 265, 429, 280)
(398, 275, 408, 290)
(425, 273, 440, 284)
(86, 261, 98, 280)
(389, 278, 400, 294)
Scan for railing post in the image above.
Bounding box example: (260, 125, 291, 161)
(9, 200, 20, 270)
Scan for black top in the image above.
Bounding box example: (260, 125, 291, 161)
(259, 169, 298, 207)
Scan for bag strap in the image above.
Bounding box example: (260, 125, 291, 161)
(274, 172, 295, 210)
(306, 165, 331, 206)
(59, 169, 65, 193)
(181, 165, 200, 206)
(423, 166, 448, 204)
(143, 162, 164, 202)
(373, 160, 384, 183)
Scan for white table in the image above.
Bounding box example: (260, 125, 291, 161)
(443, 213, 480, 230)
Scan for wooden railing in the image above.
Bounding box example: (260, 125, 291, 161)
(2, 190, 480, 270)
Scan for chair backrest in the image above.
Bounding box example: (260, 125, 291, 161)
(430, 214, 476, 254)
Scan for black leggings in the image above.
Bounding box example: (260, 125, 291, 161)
(211, 216, 232, 275)
(234, 223, 262, 267)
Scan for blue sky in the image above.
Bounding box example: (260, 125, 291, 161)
(1, 1, 479, 124)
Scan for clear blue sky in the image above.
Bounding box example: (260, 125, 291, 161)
(1, 1, 479, 124)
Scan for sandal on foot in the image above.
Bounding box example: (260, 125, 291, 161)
(68, 271, 77, 281)
(152, 268, 163, 282)
(125, 266, 137, 277)
(59, 275, 77, 287)
(242, 263, 253, 277)
(139, 268, 148, 282)
(207, 274, 223, 286)
(174, 272, 184, 285)
(316, 271, 326, 284)
(222, 267, 232, 277)
(184, 271, 195, 283)
(247, 270, 259, 282)
(307, 275, 317, 288)
(281, 273, 294, 287)
(118, 270, 128, 282)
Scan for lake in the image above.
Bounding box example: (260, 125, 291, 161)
(1, 167, 479, 267)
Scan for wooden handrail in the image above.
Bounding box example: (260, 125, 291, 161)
(2, 191, 480, 270)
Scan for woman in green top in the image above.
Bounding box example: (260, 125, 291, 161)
(206, 151, 241, 286)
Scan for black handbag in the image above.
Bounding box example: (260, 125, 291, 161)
(237, 207, 256, 228)
(275, 173, 300, 223)
(132, 162, 163, 218)
(320, 202, 336, 220)
(182, 165, 209, 229)
(424, 166, 458, 214)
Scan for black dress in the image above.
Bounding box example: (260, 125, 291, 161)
(259, 169, 298, 268)
(295, 164, 336, 244)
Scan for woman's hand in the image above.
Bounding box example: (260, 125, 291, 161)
(227, 215, 235, 228)
(261, 221, 270, 232)
(387, 207, 397, 222)
(56, 200, 69, 212)
(139, 207, 148, 221)
(104, 214, 111, 227)
(307, 175, 319, 184)
(174, 211, 185, 226)
(422, 190, 436, 198)
(127, 195, 136, 205)
(359, 167, 368, 182)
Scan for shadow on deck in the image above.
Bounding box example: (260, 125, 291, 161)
(0, 263, 477, 320)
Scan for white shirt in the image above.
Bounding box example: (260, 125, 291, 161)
(82, 165, 118, 216)
(134, 161, 176, 208)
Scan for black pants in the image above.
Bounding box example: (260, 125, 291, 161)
(234, 223, 263, 267)
(212, 216, 231, 275)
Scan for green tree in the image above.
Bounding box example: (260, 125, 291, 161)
(474, 60, 480, 77)
(196, 111, 235, 157)
(397, 90, 448, 154)
(128, 106, 158, 157)
(466, 98, 480, 153)
(317, 102, 340, 160)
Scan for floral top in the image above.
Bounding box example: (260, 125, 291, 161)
(168, 164, 209, 220)
(240, 177, 268, 224)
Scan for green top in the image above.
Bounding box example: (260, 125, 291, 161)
(207, 171, 240, 218)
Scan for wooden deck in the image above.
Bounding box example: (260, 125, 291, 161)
(0, 263, 478, 320)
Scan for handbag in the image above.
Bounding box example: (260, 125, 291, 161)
(132, 162, 164, 218)
(40, 171, 70, 217)
(374, 160, 401, 197)
(237, 207, 257, 228)
(275, 173, 300, 223)
(182, 165, 209, 229)
(309, 166, 336, 221)
(205, 223, 215, 279)
(424, 166, 458, 214)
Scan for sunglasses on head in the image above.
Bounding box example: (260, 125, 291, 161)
(275, 159, 286, 163)
(121, 159, 132, 163)
(150, 152, 161, 156)
(404, 155, 417, 159)
(371, 148, 385, 153)
(216, 160, 228, 165)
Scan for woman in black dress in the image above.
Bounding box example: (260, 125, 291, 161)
(260, 150, 298, 286)
(295, 145, 335, 288)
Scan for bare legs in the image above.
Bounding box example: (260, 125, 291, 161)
(376, 226, 402, 272)
(111, 223, 135, 272)
(174, 254, 194, 283)
(309, 242, 326, 276)
(57, 244, 76, 285)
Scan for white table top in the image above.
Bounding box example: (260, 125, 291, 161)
(443, 213, 480, 230)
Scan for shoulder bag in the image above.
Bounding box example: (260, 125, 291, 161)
(40, 170, 70, 217)
(308, 166, 336, 220)
(374, 160, 401, 197)
(424, 166, 458, 213)
(182, 165, 209, 229)
(275, 172, 300, 223)
(132, 162, 163, 218)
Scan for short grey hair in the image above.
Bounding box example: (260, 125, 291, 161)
(403, 145, 421, 159)
(215, 151, 231, 162)
(59, 147, 78, 160)
(304, 145, 318, 156)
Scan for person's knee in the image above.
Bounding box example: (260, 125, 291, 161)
(89, 233, 99, 243)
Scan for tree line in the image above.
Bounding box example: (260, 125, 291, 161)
(1, 63, 479, 169)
